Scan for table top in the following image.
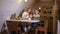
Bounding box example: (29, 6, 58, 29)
(6, 19, 40, 23)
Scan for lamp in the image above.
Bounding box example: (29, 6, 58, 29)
(39, 7, 41, 12)
(25, 0, 27, 2)
(39, 7, 41, 10)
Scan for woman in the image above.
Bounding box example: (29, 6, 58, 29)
(22, 8, 31, 20)
(22, 8, 32, 34)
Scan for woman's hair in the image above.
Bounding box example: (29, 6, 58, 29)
(29, 12, 33, 15)
(19, 9, 25, 17)
(26, 7, 31, 11)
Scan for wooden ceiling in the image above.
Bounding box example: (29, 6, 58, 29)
(34, 0, 55, 2)
(32, 0, 55, 9)
(56, 0, 60, 8)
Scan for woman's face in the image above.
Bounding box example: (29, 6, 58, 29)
(28, 8, 31, 13)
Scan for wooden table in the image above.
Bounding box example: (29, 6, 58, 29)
(6, 20, 40, 34)
(6, 20, 40, 23)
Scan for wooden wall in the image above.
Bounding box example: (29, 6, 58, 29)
(32, 0, 57, 34)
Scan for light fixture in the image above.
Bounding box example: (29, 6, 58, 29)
(25, 0, 27, 2)
(39, 7, 41, 10)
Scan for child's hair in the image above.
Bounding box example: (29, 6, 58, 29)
(35, 9, 39, 11)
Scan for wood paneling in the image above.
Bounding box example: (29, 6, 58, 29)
(32, 0, 57, 34)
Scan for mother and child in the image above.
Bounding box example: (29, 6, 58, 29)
(20, 7, 41, 34)
(22, 7, 40, 28)
(22, 8, 40, 20)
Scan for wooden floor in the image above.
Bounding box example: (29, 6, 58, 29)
(0, 28, 52, 34)
(1, 30, 8, 34)
(1, 31, 52, 34)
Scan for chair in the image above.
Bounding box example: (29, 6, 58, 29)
(35, 20, 48, 34)
(6, 21, 21, 34)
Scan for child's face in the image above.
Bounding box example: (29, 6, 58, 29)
(35, 10, 39, 14)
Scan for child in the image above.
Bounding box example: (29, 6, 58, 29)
(31, 9, 40, 28)
(33, 9, 40, 20)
